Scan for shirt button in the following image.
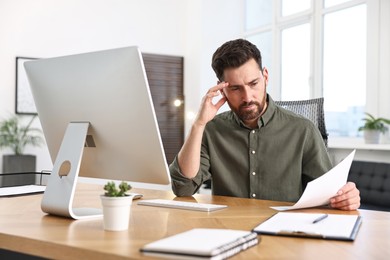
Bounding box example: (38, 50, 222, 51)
(252, 130, 256, 134)
(252, 193, 256, 198)
(252, 172, 256, 176)
(251, 150, 256, 154)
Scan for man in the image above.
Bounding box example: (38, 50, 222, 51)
(169, 39, 360, 210)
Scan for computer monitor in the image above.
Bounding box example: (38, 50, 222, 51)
(24, 46, 171, 219)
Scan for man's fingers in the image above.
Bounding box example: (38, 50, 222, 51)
(330, 182, 361, 210)
(206, 91, 221, 99)
(214, 96, 227, 109)
(338, 182, 356, 193)
(207, 82, 229, 94)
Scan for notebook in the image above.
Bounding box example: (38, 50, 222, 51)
(140, 228, 259, 259)
(253, 212, 362, 241)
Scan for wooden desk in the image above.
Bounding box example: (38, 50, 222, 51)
(1, 183, 389, 259)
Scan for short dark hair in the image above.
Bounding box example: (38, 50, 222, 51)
(211, 39, 263, 81)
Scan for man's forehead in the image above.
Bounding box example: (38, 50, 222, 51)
(223, 71, 263, 86)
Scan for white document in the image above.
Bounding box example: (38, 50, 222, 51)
(0, 185, 46, 197)
(272, 149, 356, 211)
(253, 212, 362, 241)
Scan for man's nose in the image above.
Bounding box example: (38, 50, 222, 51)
(241, 86, 252, 102)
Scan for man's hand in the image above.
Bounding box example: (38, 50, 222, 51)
(176, 82, 228, 179)
(330, 182, 360, 210)
(194, 82, 228, 127)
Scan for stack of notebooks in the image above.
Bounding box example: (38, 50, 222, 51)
(140, 228, 259, 259)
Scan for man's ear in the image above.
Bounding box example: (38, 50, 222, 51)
(262, 67, 269, 85)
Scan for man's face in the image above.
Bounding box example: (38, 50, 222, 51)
(221, 58, 268, 128)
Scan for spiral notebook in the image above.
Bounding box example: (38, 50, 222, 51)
(140, 228, 259, 259)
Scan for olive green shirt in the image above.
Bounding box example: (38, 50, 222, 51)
(169, 95, 333, 202)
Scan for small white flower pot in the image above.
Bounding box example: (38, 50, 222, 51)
(363, 130, 381, 144)
(100, 195, 134, 231)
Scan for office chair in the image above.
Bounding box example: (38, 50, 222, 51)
(347, 160, 390, 212)
(275, 97, 328, 148)
(203, 97, 329, 190)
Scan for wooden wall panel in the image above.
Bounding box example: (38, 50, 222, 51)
(142, 54, 184, 164)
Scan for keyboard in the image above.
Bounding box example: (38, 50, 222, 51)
(137, 199, 227, 212)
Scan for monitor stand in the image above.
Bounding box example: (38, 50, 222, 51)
(41, 122, 102, 219)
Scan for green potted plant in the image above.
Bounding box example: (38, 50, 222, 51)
(358, 112, 390, 144)
(100, 181, 135, 231)
(0, 115, 43, 185)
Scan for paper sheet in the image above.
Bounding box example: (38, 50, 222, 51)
(0, 185, 46, 197)
(271, 149, 356, 211)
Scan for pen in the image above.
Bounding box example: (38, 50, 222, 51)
(312, 214, 328, 224)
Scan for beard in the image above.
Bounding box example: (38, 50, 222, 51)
(227, 94, 267, 123)
(237, 101, 262, 121)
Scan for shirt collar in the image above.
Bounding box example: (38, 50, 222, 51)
(260, 94, 276, 127)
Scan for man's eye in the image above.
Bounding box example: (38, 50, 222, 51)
(229, 86, 239, 91)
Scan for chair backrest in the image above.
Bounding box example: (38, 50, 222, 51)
(275, 97, 328, 147)
(348, 160, 390, 212)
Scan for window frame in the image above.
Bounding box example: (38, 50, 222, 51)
(243, 0, 382, 141)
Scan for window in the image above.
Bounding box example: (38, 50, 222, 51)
(282, 0, 310, 16)
(244, 0, 370, 138)
(281, 23, 311, 101)
(323, 5, 366, 137)
(245, 0, 272, 29)
(246, 32, 272, 74)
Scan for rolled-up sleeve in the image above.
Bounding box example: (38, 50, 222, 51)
(169, 156, 204, 196)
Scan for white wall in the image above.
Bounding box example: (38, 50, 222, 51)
(183, 1, 244, 131)
(0, 0, 243, 179)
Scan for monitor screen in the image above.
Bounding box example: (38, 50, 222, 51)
(24, 46, 171, 218)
